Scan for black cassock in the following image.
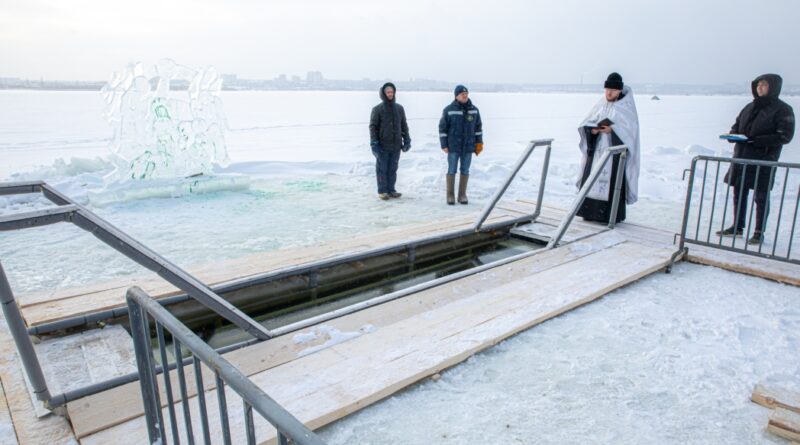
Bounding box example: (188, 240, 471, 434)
(576, 127, 627, 224)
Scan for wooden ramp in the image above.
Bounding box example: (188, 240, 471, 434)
(18, 210, 528, 329)
(76, 229, 675, 444)
(3, 199, 796, 444)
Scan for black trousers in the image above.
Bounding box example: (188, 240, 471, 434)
(373, 149, 401, 194)
(732, 186, 768, 232)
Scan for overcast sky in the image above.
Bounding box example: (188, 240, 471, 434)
(1, 0, 798, 85)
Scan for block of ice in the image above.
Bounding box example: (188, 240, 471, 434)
(101, 59, 230, 182)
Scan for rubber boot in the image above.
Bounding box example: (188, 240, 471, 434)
(458, 174, 469, 205)
(446, 174, 455, 205)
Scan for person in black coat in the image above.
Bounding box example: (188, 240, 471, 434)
(439, 85, 483, 205)
(718, 74, 795, 244)
(369, 82, 411, 200)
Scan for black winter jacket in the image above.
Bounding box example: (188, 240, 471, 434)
(369, 82, 410, 151)
(438, 99, 483, 154)
(725, 74, 795, 191)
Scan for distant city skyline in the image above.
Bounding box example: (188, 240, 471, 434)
(4, 72, 798, 96)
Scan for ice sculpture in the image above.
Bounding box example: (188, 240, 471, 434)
(101, 59, 230, 182)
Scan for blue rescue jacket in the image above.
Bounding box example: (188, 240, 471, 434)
(438, 99, 483, 154)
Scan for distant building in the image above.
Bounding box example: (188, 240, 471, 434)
(291, 75, 302, 83)
(277, 74, 287, 82)
(221, 74, 238, 84)
(306, 71, 324, 83)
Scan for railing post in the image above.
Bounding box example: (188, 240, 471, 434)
(127, 290, 165, 444)
(532, 142, 553, 221)
(0, 262, 52, 406)
(473, 138, 553, 232)
(547, 145, 626, 249)
(668, 158, 697, 271)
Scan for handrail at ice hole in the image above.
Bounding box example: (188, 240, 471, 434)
(0, 180, 272, 341)
(669, 155, 800, 269)
(546, 144, 628, 249)
(127, 286, 327, 445)
(473, 138, 554, 232)
(0, 179, 273, 412)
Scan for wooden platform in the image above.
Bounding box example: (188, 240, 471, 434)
(1, 200, 797, 444)
(17, 210, 527, 328)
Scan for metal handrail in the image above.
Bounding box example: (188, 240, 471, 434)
(670, 155, 800, 268)
(473, 138, 553, 232)
(0, 263, 52, 405)
(127, 286, 326, 445)
(547, 145, 628, 249)
(1, 171, 563, 410)
(15, 215, 550, 409)
(0, 180, 272, 341)
(0, 180, 273, 411)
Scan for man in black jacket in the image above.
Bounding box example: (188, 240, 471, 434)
(369, 82, 411, 200)
(718, 74, 795, 244)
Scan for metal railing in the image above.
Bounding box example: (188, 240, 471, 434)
(127, 286, 326, 445)
(0, 262, 53, 404)
(0, 181, 271, 340)
(672, 156, 800, 266)
(547, 145, 628, 248)
(473, 138, 553, 232)
(0, 162, 564, 410)
(0, 180, 273, 410)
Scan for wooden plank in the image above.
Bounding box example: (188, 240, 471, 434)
(0, 379, 19, 445)
(687, 245, 800, 287)
(0, 314, 77, 444)
(19, 326, 138, 419)
(22, 212, 498, 308)
(604, 215, 800, 286)
(511, 220, 604, 244)
(752, 384, 800, 414)
(67, 230, 629, 438)
(769, 408, 800, 442)
(80, 240, 673, 444)
(22, 204, 534, 310)
(22, 211, 523, 327)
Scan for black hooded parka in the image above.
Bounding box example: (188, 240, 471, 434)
(725, 74, 795, 191)
(369, 82, 410, 151)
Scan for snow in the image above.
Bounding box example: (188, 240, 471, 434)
(319, 263, 800, 444)
(294, 324, 379, 357)
(25, 325, 137, 418)
(1, 91, 793, 296)
(0, 90, 797, 441)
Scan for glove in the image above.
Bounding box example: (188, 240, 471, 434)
(402, 140, 411, 152)
(475, 143, 484, 156)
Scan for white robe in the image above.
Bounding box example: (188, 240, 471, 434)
(577, 85, 641, 204)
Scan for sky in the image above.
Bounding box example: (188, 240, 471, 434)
(1, 0, 798, 85)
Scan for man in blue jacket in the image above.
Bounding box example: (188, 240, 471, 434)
(369, 82, 411, 200)
(439, 85, 483, 204)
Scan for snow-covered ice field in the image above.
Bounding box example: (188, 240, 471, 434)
(2, 90, 798, 294)
(0, 90, 798, 443)
(319, 262, 800, 445)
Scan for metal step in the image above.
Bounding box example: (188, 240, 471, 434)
(511, 221, 601, 244)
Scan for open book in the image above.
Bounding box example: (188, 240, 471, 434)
(594, 118, 614, 127)
(719, 133, 748, 142)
